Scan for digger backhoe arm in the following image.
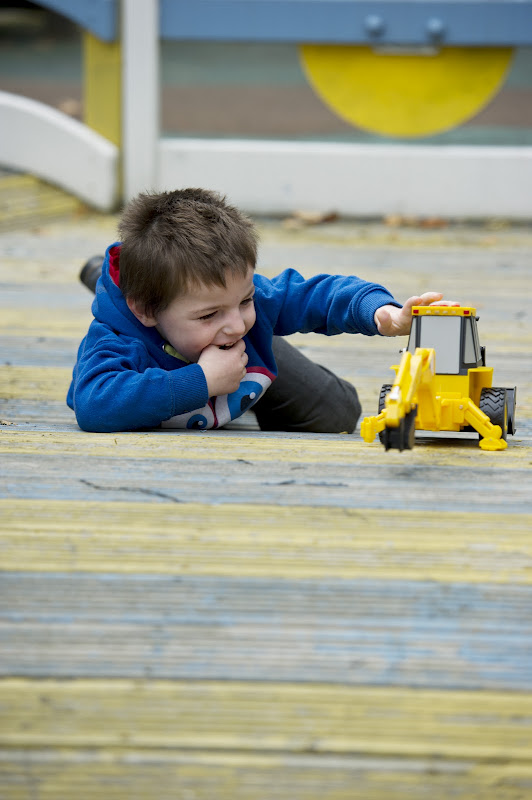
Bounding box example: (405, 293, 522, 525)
(361, 348, 436, 444)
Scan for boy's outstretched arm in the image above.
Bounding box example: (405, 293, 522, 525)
(374, 292, 447, 336)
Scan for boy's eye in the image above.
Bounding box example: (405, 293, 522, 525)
(199, 311, 217, 321)
(241, 296, 255, 307)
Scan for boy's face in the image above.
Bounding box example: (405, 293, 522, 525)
(130, 267, 256, 363)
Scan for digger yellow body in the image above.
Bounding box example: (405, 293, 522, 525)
(361, 306, 516, 451)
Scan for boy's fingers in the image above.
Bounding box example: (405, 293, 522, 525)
(403, 292, 443, 310)
(416, 292, 444, 306)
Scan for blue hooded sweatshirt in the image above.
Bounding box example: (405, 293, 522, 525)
(67, 243, 399, 432)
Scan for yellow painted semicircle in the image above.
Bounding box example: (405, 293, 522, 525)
(299, 45, 513, 138)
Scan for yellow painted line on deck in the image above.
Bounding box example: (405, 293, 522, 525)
(1, 366, 71, 399)
(0, 174, 83, 233)
(0, 311, 91, 338)
(2, 678, 531, 761)
(1, 427, 530, 467)
(1, 499, 531, 583)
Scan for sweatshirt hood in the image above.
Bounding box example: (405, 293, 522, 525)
(91, 242, 171, 361)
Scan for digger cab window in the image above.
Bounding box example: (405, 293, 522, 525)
(463, 317, 481, 366)
(408, 315, 461, 373)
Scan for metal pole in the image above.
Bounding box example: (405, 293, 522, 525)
(122, 0, 159, 202)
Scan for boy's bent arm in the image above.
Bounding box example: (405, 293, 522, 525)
(69, 341, 208, 432)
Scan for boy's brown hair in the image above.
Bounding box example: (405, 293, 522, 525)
(118, 188, 258, 317)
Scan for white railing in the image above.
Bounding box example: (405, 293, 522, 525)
(0, 90, 118, 210)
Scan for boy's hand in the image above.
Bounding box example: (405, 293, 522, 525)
(375, 292, 447, 336)
(198, 339, 248, 397)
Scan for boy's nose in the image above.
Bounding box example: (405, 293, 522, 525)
(223, 310, 246, 336)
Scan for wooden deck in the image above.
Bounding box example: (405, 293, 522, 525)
(1, 202, 532, 799)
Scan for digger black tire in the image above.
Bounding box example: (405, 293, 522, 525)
(479, 387, 508, 441)
(377, 384, 393, 445)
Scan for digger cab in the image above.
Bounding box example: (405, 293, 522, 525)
(406, 306, 485, 375)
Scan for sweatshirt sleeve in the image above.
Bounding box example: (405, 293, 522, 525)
(254, 269, 401, 337)
(68, 334, 208, 432)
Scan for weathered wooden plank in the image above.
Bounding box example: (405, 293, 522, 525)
(0, 174, 82, 233)
(2, 679, 531, 760)
(2, 448, 531, 511)
(2, 748, 532, 800)
(1, 500, 531, 584)
(0, 337, 79, 368)
(1, 428, 530, 467)
(1, 573, 530, 689)
(0, 400, 75, 427)
(1, 748, 532, 800)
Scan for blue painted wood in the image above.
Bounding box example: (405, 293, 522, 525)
(0, 338, 78, 367)
(160, 1, 532, 45)
(30, 1, 532, 45)
(34, 0, 117, 41)
(2, 573, 531, 689)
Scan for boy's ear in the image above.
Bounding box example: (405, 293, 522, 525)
(126, 297, 157, 327)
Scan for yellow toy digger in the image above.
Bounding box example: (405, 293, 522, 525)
(361, 306, 516, 451)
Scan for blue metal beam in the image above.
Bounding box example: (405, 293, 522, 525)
(160, 1, 532, 46)
(34, 0, 117, 41)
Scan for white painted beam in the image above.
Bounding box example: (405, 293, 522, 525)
(0, 90, 118, 211)
(158, 138, 532, 220)
(122, 0, 159, 202)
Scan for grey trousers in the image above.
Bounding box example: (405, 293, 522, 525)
(253, 336, 361, 434)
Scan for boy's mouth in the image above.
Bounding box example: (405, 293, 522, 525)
(218, 341, 238, 350)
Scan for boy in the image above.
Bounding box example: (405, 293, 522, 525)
(67, 188, 443, 433)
